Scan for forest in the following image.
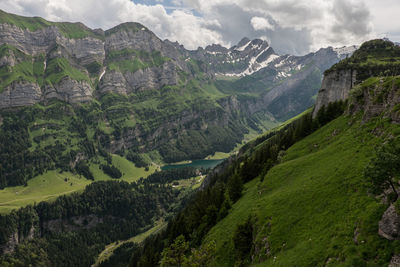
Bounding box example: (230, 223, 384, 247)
(0, 166, 200, 266)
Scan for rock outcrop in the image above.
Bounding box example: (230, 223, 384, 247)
(98, 61, 178, 94)
(43, 214, 104, 233)
(0, 225, 36, 254)
(0, 82, 42, 108)
(379, 204, 400, 240)
(389, 255, 400, 267)
(313, 69, 357, 117)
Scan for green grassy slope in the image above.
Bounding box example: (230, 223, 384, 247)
(0, 157, 155, 214)
(0, 9, 103, 39)
(204, 115, 399, 266)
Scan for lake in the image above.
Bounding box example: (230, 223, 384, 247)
(161, 159, 225, 170)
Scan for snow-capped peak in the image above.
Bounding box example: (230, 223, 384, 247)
(333, 45, 358, 58)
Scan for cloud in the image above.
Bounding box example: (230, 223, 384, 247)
(251, 17, 274, 31)
(0, 0, 397, 55)
(330, 0, 371, 41)
(0, 0, 224, 50)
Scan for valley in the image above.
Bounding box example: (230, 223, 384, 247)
(1, 7, 400, 267)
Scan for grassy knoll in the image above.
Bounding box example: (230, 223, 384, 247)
(204, 115, 399, 266)
(110, 154, 156, 182)
(0, 171, 90, 213)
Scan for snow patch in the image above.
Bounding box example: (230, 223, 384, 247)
(333, 45, 358, 57)
(206, 51, 223, 55)
(224, 47, 280, 77)
(277, 71, 292, 78)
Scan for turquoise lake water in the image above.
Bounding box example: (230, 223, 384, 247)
(161, 159, 225, 170)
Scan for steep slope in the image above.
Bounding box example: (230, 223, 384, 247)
(120, 39, 400, 267)
(205, 115, 395, 266)
(202, 40, 400, 266)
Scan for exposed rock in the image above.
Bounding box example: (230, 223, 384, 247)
(0, 53, 15, 67)
(0, 82, 42, 108)
(46, 77, 93, 103)
(0, 232, 18, 254)
(389, 255, 400, 267)
(98, 70, 128, 95)
(379, 204, 400, 240)
(0, 225, 36, 254)
(0, 23, 104, 65)
(43, 214, 104, 232)
(57, 36, 105, 65)
(313, 69, 357, 117)
(124, 61, 178, 92)
(0, 23, 58, 55)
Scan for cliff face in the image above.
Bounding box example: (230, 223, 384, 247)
(312, 39, 400, 119)
(0, 16, 185, 108)
(313, 69, 356, 117)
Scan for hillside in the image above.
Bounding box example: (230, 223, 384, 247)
(205, 114, 394, 266)
(117, 39, 400, 267)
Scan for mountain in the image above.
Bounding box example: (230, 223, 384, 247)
(2, 39, 398, 267)
(101, 39, 400, 266)
(0, 9, 356, 189)
(3, 10, 389, 267)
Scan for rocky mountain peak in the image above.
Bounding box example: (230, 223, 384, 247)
(204, 43, 229, 53)
(236, 37, 251, 48)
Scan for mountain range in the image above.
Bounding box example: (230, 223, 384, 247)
(5, 9, 400, 267)
(0, 9, 356, 171)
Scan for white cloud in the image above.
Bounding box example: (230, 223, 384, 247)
(251, 17, 274, 31)
(0, 0, 224, 50)
(0, 0, 399, 55)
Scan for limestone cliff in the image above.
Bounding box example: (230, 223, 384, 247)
(312, 39, 400, 118)
(313, 69, 357, 117)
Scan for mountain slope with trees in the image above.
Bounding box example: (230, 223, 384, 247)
(0, 9, 354, 191)
(117, 39, 400, 267)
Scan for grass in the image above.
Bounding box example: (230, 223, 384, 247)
(106, 49, 170, 73)
(204, 115, 400, 266)
(0, 155, 156, 214)
(205, 151, 232, 160)
(111, 154, 156, 182)
(170, 176, 204, 190)
(0, 10, 103, 39)
(0, 44, 90, 93)
(0, 171, 91, 214)
(45, 57, 90, 85)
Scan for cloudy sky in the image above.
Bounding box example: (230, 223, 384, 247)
(0, 0, 399, 55)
